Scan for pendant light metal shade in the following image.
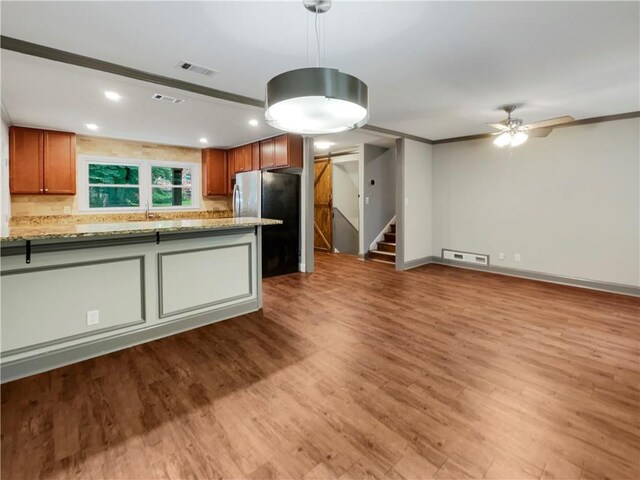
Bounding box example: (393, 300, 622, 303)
(265, 67, 369, 135)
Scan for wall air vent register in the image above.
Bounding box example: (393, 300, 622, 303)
(442, 249, 489, 266)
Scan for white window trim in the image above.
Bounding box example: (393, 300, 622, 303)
(78, 155, 201, 213)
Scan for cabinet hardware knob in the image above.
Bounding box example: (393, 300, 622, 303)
(44, 188, 48, 192)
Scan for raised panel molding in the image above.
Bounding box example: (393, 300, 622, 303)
(1, 256, 146, 356)
(157, 243, 253, 318)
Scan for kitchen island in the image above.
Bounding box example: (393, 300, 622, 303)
(0, 217, 281, 382)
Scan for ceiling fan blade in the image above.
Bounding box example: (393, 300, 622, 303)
(523, 115, 575, 129)
(486, 122, 509, 131)
(527, 127, 553, 137)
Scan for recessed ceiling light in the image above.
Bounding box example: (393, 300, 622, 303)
(199, 137, 208, 144)
(86, 123, 99, 131)
(314, 141, 335, 150)
(248, 119, 259, 126)
(104, 91, 121, 101)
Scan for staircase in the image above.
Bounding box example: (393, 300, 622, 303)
(368, 223, 396, 265)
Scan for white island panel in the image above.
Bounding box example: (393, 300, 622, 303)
(159, 243, 252, 317)
(1, 257, 145, 353)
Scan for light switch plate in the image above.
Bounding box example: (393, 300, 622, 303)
(87, 310, 99, 326)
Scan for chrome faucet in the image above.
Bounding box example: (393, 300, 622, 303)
(145, 202, 156, 220)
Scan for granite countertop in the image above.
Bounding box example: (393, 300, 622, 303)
(1, 217, 283, 242)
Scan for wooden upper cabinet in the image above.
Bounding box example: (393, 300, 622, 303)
(274, 134, 288, 167)
(233, 144, 252, 174)
(43, 130, 76, 194)
(267, 134, 303, 170)
(227, 148, 236, 176)
(260, 138, 275, 169)
(201, 148, 228, 196)
(9, 127, 43, 194)
(251, 142, 260, 171)
(10, 126, 76, 195)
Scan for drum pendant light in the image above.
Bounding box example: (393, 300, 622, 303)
(265, 0, 369, 135)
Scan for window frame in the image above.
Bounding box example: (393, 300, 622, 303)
(78, 155, 201, 213)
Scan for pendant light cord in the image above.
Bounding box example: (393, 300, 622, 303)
(315, 7, 320, 67)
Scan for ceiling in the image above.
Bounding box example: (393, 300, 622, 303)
(1, 51, 277, 149)
(1, 1, 639, 146)
(314, 129, 396, 155)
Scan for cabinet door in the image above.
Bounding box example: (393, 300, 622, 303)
(242, 144, 253, 172)
(9, 126, 43, 194)
(274, 134, 288, 167)
(287, 134, 303, 168)
(234, 144, 252, 173)
(43, 131, 76, 194)
(251, 142, 260, 171)
(260, 138, 275, 169)
(202, 148, 227, 196)
(232, 147, 246, 174)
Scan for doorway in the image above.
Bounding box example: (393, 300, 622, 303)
(314, 157, 332, 251)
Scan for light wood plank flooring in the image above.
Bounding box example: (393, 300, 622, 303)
(2, 253, 639, 479)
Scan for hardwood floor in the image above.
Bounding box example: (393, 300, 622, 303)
(2, 252, 639, 480)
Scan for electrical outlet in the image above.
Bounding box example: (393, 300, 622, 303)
(365, 196, 370, 205)
(498, 252, 505, 261)
(514, 253, 521, 262)
(87, 310, 100, 326)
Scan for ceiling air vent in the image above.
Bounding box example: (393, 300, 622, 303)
(151, 93, 185, 104)
(176, 61, 219, 77)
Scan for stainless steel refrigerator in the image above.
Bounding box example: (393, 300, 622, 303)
(233, 171, 300, 278)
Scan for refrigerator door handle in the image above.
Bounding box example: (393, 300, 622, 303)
(232, 184, 240, 217)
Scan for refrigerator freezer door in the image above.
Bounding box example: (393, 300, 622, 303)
(261, 171, 300, 277)
(235, 171, 261, 218)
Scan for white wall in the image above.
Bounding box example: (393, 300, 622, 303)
(0, 109, 10, 236)
(432, 118, 640, 287)
(362, 144, 396, 254)
(332, 154, 359, 229)
(402, 139, 433, 262)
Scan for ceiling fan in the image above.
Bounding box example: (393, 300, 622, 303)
(488, 105, 575, 147)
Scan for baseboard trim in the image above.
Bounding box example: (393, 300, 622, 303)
(428, 258, 640, 297)
(1, 299, 259, 383)
(400, 255, 435, 271)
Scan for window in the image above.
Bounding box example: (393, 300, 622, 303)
(151, 166, 193, 207)
(88, 163, 140, 208)
(79, 156, 200, 212)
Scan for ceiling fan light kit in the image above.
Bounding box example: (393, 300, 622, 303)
(493, 130, 529, 148)
(264, 0, 369, 135)
(488, 105, 575, 149)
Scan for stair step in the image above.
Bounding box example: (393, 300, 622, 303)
(376, 241, 396, 253)
(368, 250, 396, 264)
(384, 232, 396, 242)
(389, 224, 396, 234)
(370, 258, 395, 265)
